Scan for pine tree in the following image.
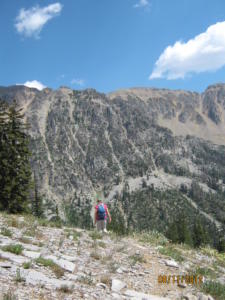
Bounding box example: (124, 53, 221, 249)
(166, 213, 192, 246)
(192, 219, 207, 248)
(32, 173, 43, 217)
(0, 100, 32, 213)
(0, 100, 9, 210)
(166, 221, 179, 243)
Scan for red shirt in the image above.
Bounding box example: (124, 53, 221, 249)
(95, 203, 108, 220)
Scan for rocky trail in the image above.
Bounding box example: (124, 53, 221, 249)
(0, 213, 223, 300)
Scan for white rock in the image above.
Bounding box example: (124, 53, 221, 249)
(123, 290, 170, 299)
(59, 254, 77, 262)
(0, 262, 12, 268)
(183, 294, 198, 300)
(22, 250, 40, 259)
(44, 255, 75, 272)
(96, 282, 107, 289)
(19, 268, 74, 290)
(178, 282, 187, 288)
(0, 250, 29, 265)
(198, 295, 214, 300)
(165, 260, 179, 268)
(111, 293, 121, 299)
(116, 267, 123, 274)
(0, 237, 13, 246)
(111, 279, 126, 292)
(21, 243, 41, 252)
(66, 274, 78, 281)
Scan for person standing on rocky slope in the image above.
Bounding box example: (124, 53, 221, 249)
(94, 199, 111, 233)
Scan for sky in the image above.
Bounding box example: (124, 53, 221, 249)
(1, 0, 225, 93)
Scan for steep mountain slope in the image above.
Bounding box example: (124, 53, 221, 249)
(0, 84, 225, 238)
(0, 213, 224, 300)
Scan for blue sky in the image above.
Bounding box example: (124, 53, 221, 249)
(1, 0, 225, 93)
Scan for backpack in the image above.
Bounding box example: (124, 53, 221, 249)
(97, 203, 106, 220)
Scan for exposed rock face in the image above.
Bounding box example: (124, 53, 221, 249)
(0, 85, 225, 232)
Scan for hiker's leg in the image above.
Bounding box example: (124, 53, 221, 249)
(97, 220, 105, 232)
(103, 220, 108, 233)
(96, 221, 102, 232)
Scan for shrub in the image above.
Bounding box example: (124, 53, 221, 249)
(14, 268, 25, 282)
(77, 273, 94, 285)
(35, 257, 64, 278)
(1, 227, 12, 237)
(100, 274, 111, 286)
(23, 262, 31, 269)
(58, 284, 74, 293)
(129, 253, 146, 265)
(89, 231, 102, 240)
(98, 241, 106, 248)
(201, 280, 225, 300)
(136, 230, 168, 246)
(90, 251, 101, 260)
(24, 227, 36, 237)
(194, 267, 217, 280)
(159, 246, 184, 262)
(2, 244, 23, 255)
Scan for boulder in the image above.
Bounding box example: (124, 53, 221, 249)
(111, 279, 126, 292)
(123, 289, 171, 299)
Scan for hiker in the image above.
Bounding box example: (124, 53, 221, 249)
(94, 199, 111, 233)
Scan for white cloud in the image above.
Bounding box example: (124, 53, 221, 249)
(134, 0, 149, 8)
(150, 21, 225, 80)
(15, 3, 63, 38)
(71, 78, 85, 86)
(17, 80, 46, 90)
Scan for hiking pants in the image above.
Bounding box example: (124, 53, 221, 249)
(96, 220, 106, 231)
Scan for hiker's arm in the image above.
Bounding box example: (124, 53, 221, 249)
(106, 208, 111, 223)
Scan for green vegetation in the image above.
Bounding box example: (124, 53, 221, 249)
(1, 227, 12, 237)
(2, 244, 23, 255)
(0, 100, 32, 213)
(98, 241, 106, 248)
(129, 253, 146, 265)
(136, 230, 168, 246)
(31, 174, 44, 218)
(64, 197, 93, 229)
(14, 268, 25, 283)
(77, 273, 94, 285)
(158, 246, 184, 262)
(22, 261, 32, 269)
(89, 230, 102, 240)
(193, 267, 217, 280)
(35, 257, 64, 278)
(3, 291, 17, 300)
(201, 281, 225, 300)
(65, 229, 82, 241)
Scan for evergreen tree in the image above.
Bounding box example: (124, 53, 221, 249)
(166, 213, 192, 246)
(32, 173, 43, 217)
(166, 221, 179, 243)
(0, 100, 32, 213)
(192, 219, 207, 248)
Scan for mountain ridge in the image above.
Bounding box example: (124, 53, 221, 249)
(0, 84, 224, 242)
